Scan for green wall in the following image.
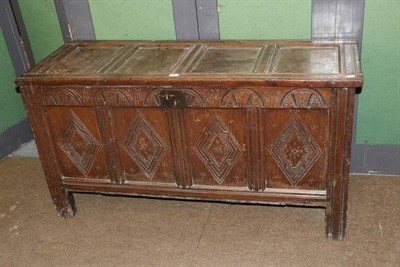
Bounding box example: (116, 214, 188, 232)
(0, 0, 63, 134)
(0, 29, 26, 133)
(218, 0, 311, 39)
(18, 0, 63, 62)
(89, 0, 176, 40)
(5, 0, 400, 145)
(219, 0, 399, 144)
(356, 1, 400, 144)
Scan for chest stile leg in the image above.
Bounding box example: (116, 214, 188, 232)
(326, 88, 355, 240)
(95, 100, 123, 184)
(20, 85, 76, 217)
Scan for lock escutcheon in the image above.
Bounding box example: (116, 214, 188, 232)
(159, 90, 187, 108)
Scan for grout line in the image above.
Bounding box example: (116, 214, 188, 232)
(189, 203, 213, 267)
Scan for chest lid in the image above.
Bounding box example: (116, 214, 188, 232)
(16, 40, 363, 87)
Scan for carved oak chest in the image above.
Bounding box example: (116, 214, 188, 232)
(16, 40, 363, 240)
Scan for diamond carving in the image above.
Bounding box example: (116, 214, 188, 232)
(269, 114, 322, 185)
(194, 114, 242, 184)
(59, 111, 100, 175)
(123, 111, 167, 180)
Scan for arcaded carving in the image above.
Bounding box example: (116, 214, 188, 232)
(58, 111, 100, 175)
(43, 89, 83, 106)
(280, 89, 327, 108)
(205, 89, 220, 106)
(94, 89, 138, 106)
(220, 89, 264, 108)
(42, 88, 141, 107)
(123, 111, 167, 180)
(269, 113, 322, 185)
(185, 90, 207, 107)
(194, 114, 242, 184)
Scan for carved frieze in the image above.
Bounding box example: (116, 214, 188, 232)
(220, 89, 264, 108)
(43, 89, 83, 106)
(185, 90, 207, 107)
(94, 89, 138, 106)
(280, 88, 327, 108)
(41, 87, 328, 109)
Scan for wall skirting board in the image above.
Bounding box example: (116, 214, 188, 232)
(351, 144, 400, 175)
(0, 118, 33, 160)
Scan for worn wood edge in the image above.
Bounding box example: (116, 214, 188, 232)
(69, 189, 326, 208)
(15, 76, 364, 88)
(62, 177, 326, 197)
(338, 89, 355, 239)
(325, 88, 353, 240)
(23, 43, 75, 74)
(63, 182, 326, 204)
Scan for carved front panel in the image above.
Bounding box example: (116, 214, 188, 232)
(112, 108, 177, 185)
(264, 109, 329, 190)
(46, 107, 109, 180)
(184, 109, 251, 189)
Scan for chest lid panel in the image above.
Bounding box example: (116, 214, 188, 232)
(16, 40, 363, 87)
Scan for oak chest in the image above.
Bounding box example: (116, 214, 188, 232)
(16, 40, 363, 240)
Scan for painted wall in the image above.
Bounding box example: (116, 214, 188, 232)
(1, 0, 175, 136)
(7, 0, 400, 145)
(0, 29, 26, 133)
(218, 0, 311, 39)
(356, 1, 400, 144)
(18, 0, 63, 62)
(219, 0, 400, 145)
(89, 0, 176, 40)
(0, 0, 63, 135)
